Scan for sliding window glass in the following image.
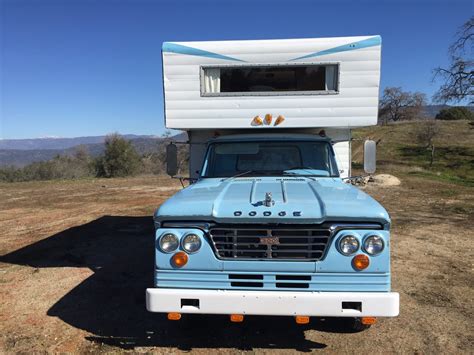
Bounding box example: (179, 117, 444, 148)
(201, 64, 338, 96)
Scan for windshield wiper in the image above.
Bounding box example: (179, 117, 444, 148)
(223, 170, 283, 180)
(283, 166, 331, 177)
(223, 170, 256, 181)
(286, 165, 317, 171)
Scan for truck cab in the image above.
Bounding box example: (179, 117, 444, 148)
(146, 36, 399, 326)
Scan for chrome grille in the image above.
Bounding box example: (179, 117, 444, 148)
(209, 226, 332, 260)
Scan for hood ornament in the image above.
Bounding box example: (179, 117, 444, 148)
(264, 192, 275, 207)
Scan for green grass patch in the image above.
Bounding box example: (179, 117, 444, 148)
(353, 120, 474, 186)
(406, 170, 474, 187)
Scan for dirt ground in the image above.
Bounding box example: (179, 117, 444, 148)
(0, 175, 473, 353)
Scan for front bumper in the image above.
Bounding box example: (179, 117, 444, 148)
(146, 288, 399, 317)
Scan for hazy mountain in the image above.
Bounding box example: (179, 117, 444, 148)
(0, 134, 161, 150)
(0, 132, 187, 167)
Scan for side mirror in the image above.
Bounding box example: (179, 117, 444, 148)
(364, 140, 376, 174)
(166, 143, 178, 176)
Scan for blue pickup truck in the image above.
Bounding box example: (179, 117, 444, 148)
(146, 36, 399, 328)
(146, 133, 399, 328)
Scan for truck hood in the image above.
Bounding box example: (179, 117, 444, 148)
(155, 177, 390, 225)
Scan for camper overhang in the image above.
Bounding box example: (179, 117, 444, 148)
(162, 35, 382, 130)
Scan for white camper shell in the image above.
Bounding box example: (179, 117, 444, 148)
(161, 36, 382, 178)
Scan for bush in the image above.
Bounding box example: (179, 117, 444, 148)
(435, 107, 474, 121)
(414, 121, 440, 167)
(0, 147, 95, 183)
(0, 135, 174, 183)
(95, 134, 141, 177)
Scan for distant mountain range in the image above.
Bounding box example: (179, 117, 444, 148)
(0, 133, 187, 167)
(0, 104, 471, 167)
(0, 134, 163, 150)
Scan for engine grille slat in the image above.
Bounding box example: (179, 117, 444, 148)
(216, 249, 325, 253)
(215, 242, 328, 247)
(213, 235, 329, 239)
(209, 225, 332, 261)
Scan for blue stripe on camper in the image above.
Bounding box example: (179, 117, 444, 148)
(290, 35, 381, 61)
(162, 43, 245, 62)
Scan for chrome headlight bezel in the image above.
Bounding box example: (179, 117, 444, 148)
(363, 235, 385, 255)
(338, 235, 360, 256)
(182, 233, 202, 254)
(159, 233, 179, 253)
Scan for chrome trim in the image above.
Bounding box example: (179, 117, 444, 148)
(337, 234, 360, 256)
(362, 234, 385, 256)
(158, 232, 180, 254)
(181, 233, 202, 254)
(328, 223, 382, 233)
(159, 222, 382, 233)
(207, 223, 382, 262)
(160, 222, 213, 231)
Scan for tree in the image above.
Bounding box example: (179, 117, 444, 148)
(433, 17, 473, 104)
(415, 121, 440, 167)
(379, 87, 427, 125)
(96, 134, 141, 177)
(74, 145, 90, 162)
(435, 106, 474, 121)
(161, 130, 172, 138)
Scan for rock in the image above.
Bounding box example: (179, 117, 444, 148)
(372, 174, 401, 186)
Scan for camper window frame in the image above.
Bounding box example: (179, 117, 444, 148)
(199, 62, 340, 97)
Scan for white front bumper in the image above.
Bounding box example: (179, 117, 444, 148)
(146, 288, 399, 317)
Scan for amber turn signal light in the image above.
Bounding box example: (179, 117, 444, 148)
(352, 254, 370, 270)
(274, 115, 285, 126)
(230, 314, 244, 322)
(361, 317, 377, 325)
(252, 115, 263, 126)
(295, 316, 310, 324)
(264, 113, 272, 125)
(167, 312, 182, 321)
(172, 251, 188, 268)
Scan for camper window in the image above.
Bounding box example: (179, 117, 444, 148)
(201, 64, 338, 96)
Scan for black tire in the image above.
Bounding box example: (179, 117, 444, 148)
(351, 317, 371, 331)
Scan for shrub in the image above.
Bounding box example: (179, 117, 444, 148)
(435, 107, 474, 121)
(414, 121, 441, 167)
(0, 136, 174, 183)
(95, 134, 141, 178)
(0, 148, 95, 182)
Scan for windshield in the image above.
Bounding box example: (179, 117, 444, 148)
(201, 140, 339, 178)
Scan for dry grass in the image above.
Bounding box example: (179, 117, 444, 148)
(0, 173, 473, 353)
(353, 120, 474, 186)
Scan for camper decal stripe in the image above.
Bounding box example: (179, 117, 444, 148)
(290, 36, 381, 61)
(162, 43, 245, 62)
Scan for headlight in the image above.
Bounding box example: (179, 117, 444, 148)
(339, 235, 359, 255)
(364, 235, 384, 255)
(182, 233, 202, 254)
(159, 233, 179, 253)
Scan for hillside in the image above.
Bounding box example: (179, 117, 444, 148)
(352, 120, 474, 186)
(421, 105, 473, 118)
(0, 133, 188, 167)
(0, 134, 159, 150)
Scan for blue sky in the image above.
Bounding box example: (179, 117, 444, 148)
(0, 0, 471, 139)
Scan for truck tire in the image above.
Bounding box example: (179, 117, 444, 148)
(350, 317, 372, 331)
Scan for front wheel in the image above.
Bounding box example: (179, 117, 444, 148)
(350, 317, 372, 331)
